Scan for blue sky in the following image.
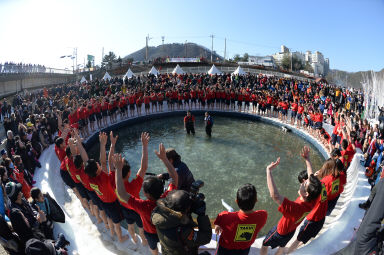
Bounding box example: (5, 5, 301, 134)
(0, 0, 383, 72)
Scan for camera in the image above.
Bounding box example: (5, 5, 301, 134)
(55, 233, 70, 250)
(190, 180, 205, 201)
(190, 180, 206, 216)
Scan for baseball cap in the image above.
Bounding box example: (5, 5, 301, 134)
(0, 149, 6, 156)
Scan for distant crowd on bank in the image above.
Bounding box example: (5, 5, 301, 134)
(0, 72, 383, 255)
(0, 62, 46, 74)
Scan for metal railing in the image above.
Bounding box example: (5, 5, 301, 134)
(136, 65, 312, 81)
(0, 64, 74, 75)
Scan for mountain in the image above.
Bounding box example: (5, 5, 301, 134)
(326, 68, 384, 89)
(124, 43, 223, 62)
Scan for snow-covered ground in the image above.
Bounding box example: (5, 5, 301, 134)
(33, 107, 369, 254)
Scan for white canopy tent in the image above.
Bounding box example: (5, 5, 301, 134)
(80, 76, 87, 83)
(232, 66, 246, 76)
(149, 66, 159, 76)
(123, 68, 134, 79)
(207, 64, 222, 75)
(172, 64, 185, 75)
(102, 72, 112, 80)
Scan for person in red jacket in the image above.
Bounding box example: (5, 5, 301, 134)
(128, 93, 136, 117)
(150, 92, 158, 113)
(143, 93, 151, 115)
(84, 132, 128, 243)
(290, 101, 298, 126)
(214, 184, 268, 255)
(101, 98, 109, 128)
(115, 143, 179, 255)
(136, 96, 143, 116)
(72, 129, 107, 227)
(297, 103, 304, 128)
(108, 131, 150, 245)
(260, 147, 322, 255)
(157, 92, 164, 112)
(184, 111, 195, 135)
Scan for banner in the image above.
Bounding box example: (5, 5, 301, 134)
(166, 58, 200, 63)
(87, 55, 95, 62)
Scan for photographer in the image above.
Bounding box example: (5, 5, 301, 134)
(151, 189, 212, 255)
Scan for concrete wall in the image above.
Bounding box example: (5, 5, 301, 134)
(0, 73, 75, 98)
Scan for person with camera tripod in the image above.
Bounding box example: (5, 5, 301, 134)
(151, 185, 212, 255)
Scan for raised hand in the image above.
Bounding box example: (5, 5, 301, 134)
(266, 157, 280, 171)
(301, 146, 310, 161)
(72, 128, 81, 140)
(141, 132, 150, 147)
(68, 138, 76, 146)
(110, 131, 118, 146)
(155, 143, 167, 160)
(113, 153, 124, 171)
(99, 132, 108, 146)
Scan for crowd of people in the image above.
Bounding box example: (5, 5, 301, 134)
(0, 62, 46, 74)
(0, 71, 383, 255)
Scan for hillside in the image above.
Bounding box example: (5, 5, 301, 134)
(124, 43, 223, 62)
(326, 68, 384, 89)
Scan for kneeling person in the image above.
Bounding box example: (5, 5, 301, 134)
(214, 184, 267, 255)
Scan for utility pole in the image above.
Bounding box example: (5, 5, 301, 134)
(102, 47, 104, 65)
(146, 35, 148, 62)
(185, 40, 187, 57)
(224, 38, 226, 63)
(145, 34, 152, 62)
(210, 34, 214, 63)
(74, 48, 78, 73)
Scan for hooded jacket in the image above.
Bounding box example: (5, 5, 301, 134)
(151, 200, 211, 255)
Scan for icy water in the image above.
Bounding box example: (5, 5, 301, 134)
(88, 116, 324, 236)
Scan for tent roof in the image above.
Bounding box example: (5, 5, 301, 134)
(102, 72, 112, 80)
(80, 76, 87, 83)
(123, 68, 134, 79)
(149, 66, 159, 76)
(232, 66, 246, 75)
(207, 64, 222, 75)
(172, 64, 185, 75)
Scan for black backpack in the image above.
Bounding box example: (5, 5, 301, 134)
(44, 193, 65, 223)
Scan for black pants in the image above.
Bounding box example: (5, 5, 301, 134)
(205, 125, 212, 136)
(186, 124, 195, 135)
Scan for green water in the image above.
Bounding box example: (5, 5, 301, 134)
(88, 116, 324, 236)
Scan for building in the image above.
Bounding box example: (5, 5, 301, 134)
(281, 45, 289, 53)
(273, 45, 330, 77)
(324, 58, 330, 75)
(238, 56, 276, 67)
(272, 45, 305, 68)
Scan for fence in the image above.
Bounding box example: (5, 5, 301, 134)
(136, 65, 312, 82)
(0, 64, 74, 75)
